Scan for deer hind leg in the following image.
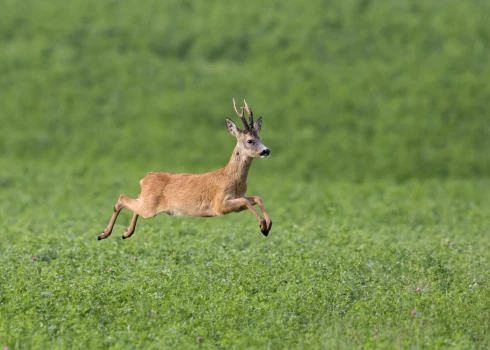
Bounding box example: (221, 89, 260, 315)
(122, 213, 139, 239)
(98, 197, 126, 240)
(98, 194, 156, 241)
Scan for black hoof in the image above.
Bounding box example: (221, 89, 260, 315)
(98, 236, 102, 241)
(122, 235, 127, 239)
(261, 229, 269, 237)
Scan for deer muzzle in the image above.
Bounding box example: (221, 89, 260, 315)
(259, 149, 270, 158)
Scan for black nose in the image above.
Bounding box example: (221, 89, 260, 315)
(260, 149, 270, 156)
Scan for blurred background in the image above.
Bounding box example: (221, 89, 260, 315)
(1, 0, 489, 199)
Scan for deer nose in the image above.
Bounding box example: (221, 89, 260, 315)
(260, 149, 270, 157)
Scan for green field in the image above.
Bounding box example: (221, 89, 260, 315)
(1, 1, 490, 349)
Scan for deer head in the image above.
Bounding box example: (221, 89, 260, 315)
(225, 99, 270, 158)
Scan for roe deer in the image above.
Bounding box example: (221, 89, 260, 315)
(98, 99, 272, 240)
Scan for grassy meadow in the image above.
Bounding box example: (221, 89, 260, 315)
(1, 0, 490, 349)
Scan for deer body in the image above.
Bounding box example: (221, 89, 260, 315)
(98, 99, 272, 240)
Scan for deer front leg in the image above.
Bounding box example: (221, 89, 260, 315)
(246, 196, 273, 233)
(221, 198, 269, 236)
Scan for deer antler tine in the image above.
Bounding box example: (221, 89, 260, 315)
(243, 99, 254, 129)
(232, 98, 250, 130)
(232, 98, 239, 115)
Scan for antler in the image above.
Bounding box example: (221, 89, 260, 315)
(233, 98, 250, 130)
(232, 98, 255, 131)
(243, 100, 254, 128)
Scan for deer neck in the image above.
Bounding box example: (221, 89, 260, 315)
(224, 144, 253, 184)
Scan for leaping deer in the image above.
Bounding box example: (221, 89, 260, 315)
(98, 99, 273, 241)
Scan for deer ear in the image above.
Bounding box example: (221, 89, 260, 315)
(254, 117, 262, 134)
(225, 118, 239, 136)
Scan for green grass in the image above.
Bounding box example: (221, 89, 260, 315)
(1, 0, 490, 349)
(2, 164, 490, 348)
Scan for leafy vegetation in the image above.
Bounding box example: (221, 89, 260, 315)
(1, 0, 489, 348)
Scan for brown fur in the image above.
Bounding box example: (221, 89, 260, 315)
(98, 100, 272, 240)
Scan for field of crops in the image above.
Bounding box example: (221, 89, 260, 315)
(1, 1, 490, 349)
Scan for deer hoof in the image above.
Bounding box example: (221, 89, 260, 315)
(98, 236, 102, 241)
(122, 235, 127, 239)
(261, 228, 269, 237)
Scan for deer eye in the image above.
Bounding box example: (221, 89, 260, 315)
(247, 140, 254, 144)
